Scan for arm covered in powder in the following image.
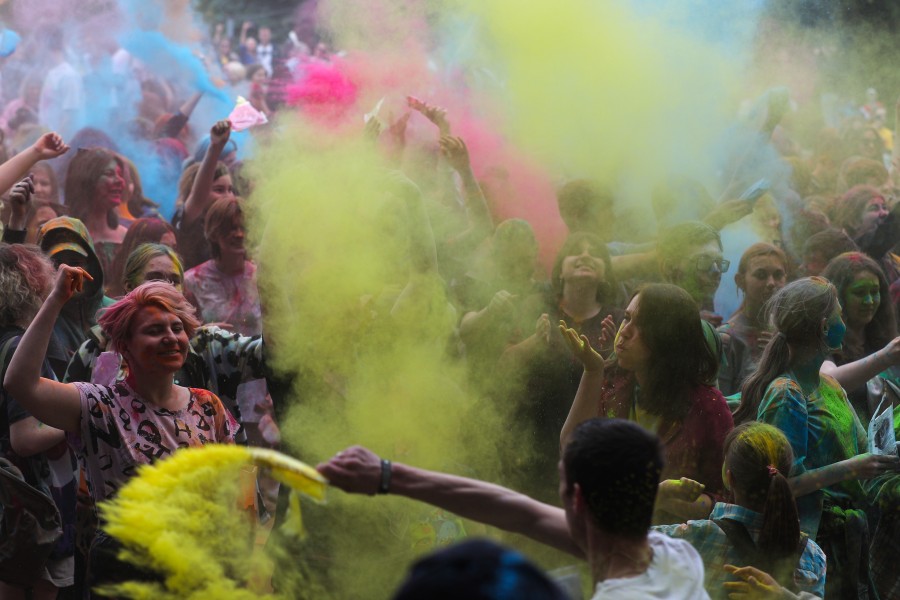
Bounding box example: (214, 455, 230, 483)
(318, 445, 582, 557)
(820, 337, 900, 393)
(559, 323, 606, 449)
(183, 119, 231, 225)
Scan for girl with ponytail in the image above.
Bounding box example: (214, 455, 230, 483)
(733, 277, 898, 598)
(654, 422, 825, 599)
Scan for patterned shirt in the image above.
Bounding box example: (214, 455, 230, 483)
(184, 260, 262, 337)
(67, 381, 238, 502)
(654, 503, 826, 599)
(64, 325, 269, 443)
(756, 374, 867, 539)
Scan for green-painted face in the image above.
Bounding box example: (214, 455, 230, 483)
(844, 270, 880, 328)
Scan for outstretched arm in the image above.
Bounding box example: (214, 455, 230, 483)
(3, 266, 90, 432)
(318, 445, 581, 557)
(820, 338, 900, 392)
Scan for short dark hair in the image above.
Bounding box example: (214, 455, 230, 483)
(562, 419, 663, 538)
(802, 228, 858, 260)
(658, 221, 722, 261)
(392, 539, 567, 600)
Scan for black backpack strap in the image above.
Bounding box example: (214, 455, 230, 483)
(713, 518, 762, 565)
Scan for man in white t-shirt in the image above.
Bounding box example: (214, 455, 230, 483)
(39, 33, 83, 138)
(319, 418, 710, 599)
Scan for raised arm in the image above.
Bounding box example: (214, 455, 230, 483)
(559, 323, 606, 449)
(318, 445, 581, 557)
(4, 177, 33, 241)
(440, 135, 494, 251)
(820, 337, 900, 392)
(0, 133, 68, 197)
(183, 120, 231, 225)
(3, 266, 90, 432)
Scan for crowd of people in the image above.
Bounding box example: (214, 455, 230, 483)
(0, 10, 898, 600)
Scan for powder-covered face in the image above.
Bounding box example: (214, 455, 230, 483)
(858, 195, 889, 237)
(674, 240, 724, 303)
(824, 308, 846, 350)
(843, 270, 880, 328)
(559, 241, 606, 287)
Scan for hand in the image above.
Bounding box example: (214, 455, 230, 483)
(386, 112, 411, 145)
(598, 314, 616, 354)
(407, 96, 450, 135)
(535, 313, 551, 344)
(704, 199, 754, 231)
(439, 135, 471, 173)
(50, 265, 93, 304)
(316, 445, 383, 495)
(8, 176, 33, 220)
(210, 120, 232, 147)
(559, 321, 604, 372)
(847, 452, 900, 480)
(658, 477, 706, 504)
(880, 336, 900, 366)
(31, 132, 69, 160)
(486, 290, 517, 319)
(723, 565, 793, 599)
(364, 117, 383, 142)
(242, 21, 252, 31)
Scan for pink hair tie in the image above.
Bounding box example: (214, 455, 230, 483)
(766, 465, 779, 477)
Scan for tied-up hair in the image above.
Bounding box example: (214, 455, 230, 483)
(723, 422, 801, 585)
(734, 277, 839, 424)
(98, 281, 200, 355)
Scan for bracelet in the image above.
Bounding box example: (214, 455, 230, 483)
(378, 459, 392, 494)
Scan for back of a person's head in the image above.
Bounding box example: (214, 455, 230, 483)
(651, 176, 714, 224)
(556, 179, 613, 231)
(736, 277, 838, 423)
(839, 157, 889, 193)
(724, 422, 800, 582)
(0, 243, 54, 327)
(658, 221, 721, 262)
(563, 418, 663, 538)
(802, 228, 857, 263)
(392, 539, 567, 600)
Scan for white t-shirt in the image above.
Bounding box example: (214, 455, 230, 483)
(591, 531, 710, 600)
(39, 61, 84, 136)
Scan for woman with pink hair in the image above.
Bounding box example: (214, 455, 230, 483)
(3, 269, 238, 591)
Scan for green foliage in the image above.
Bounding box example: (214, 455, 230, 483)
(191, 0, 305, 39)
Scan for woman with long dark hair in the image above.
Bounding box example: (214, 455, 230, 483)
(63, 148, 128, 276)
(562, 282, 733, 523)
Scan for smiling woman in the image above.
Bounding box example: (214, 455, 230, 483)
(2, 268, 238, 590)
(64, 147, 131, 275)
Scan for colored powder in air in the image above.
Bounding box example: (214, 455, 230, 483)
(99, 444, 328, 599)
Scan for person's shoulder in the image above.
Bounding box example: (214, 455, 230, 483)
(647, 530, 705, 568)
